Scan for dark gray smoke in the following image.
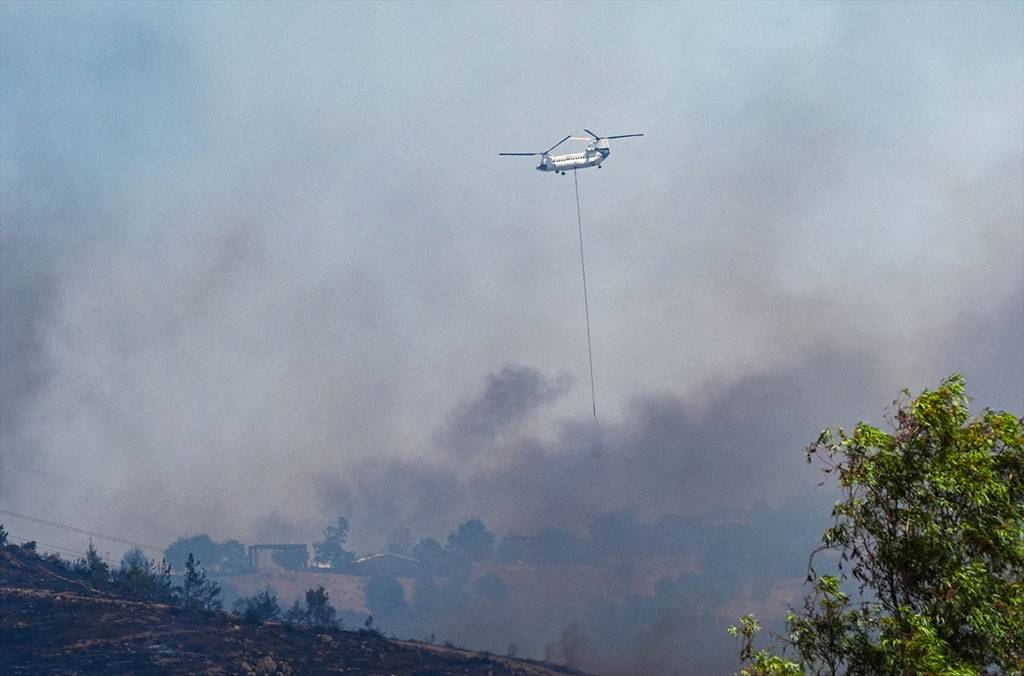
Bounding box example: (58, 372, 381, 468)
(318, 325, 1021, 542)
(437, 365, 573, 458)
(1, 3, 1021, 674)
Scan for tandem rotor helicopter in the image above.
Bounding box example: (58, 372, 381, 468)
(499, 129, 644, 174)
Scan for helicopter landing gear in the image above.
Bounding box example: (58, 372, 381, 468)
(560, 171, 566, 175)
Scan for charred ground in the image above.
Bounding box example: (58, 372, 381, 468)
(0, 543, 584, 675)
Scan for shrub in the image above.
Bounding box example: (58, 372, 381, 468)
(305, 586, 337, 627)
(233, 588, 281, 623)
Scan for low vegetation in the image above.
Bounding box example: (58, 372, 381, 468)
(0, 540, 581, 675)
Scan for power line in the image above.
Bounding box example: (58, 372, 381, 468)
(8, 534, 89, 559)
(2, 462, 306, 541)
(573, 168, 597, 419)
(0, 509, 164, 555)
(1, 462, 248, 522)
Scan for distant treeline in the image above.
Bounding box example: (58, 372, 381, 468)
(165, 501, 824, 579)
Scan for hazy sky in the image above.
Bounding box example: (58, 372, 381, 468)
(2, 1, 1021, 559)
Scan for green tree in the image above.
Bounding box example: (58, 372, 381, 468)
(164, 535, 249, 574)
(74, 541, 110, 588)
(313, 516, 355, 570)
(271, 546, 308, 571)
(177, 553, 222, 611)
(446, 518, 495, 562)
(729, 615, 802, 676)
(734, 375, 1023, 675)
(283, 598, 308, 624)
(120, 546, 148, 571)
(217, 539, 249, 574)
(412, 537, 446, 575)
(304, 586, 338, 627)
(113, 546, 173, 602)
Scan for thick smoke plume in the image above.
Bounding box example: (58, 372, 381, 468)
(2, 3, 1021, 673)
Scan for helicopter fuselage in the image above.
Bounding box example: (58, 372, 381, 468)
(537, 138, 611, 173)
(500, 132, 640, 174)
(537, 146, 610, 172)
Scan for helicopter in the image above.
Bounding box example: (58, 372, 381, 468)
(499, 129, 644, 174)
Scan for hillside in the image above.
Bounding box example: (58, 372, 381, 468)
(221, 553, 704, 660)
(0, 544, 584, 675)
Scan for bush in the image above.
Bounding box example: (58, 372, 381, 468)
(233, 588, 281, 623)
(305, 586, 337, 627)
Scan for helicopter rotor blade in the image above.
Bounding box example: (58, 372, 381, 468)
(605, 133, 644, 139)
(543, 135, 572, 155)
(498, 152, 541, 156)
(583, 129, 600, 139)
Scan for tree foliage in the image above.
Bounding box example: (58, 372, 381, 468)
(65, 543, 175, 603)
(729, 615, 802, 676)
(164, 534, 248, 575)
(305, 586, 338, 626)
(176, 553, 222, 611)
(412, 537, 446, 575)
(735, 375, 1023, 675)
(75, 541, 111, 588)
(313, 516, 356, 570)
(271, 546, 308, 571)
(446, 518, 495, 563)
(233, 588, 281, 623)
(113, 546, 173, 602)
(283, 599, 308, 624)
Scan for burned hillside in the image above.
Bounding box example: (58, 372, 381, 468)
(0, 542, 583, 676)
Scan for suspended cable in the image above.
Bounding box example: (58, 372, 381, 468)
(8, 534, 89, 559)
(1, 462, 308, 543)
(573, 169, 597, 418)
(1, 462, 248, 522)
(0, 509, 164, 555)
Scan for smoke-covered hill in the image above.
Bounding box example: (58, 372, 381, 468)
(0, 543, 583, 676)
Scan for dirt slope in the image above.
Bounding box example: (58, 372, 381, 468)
(0, 544, 584, 675)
